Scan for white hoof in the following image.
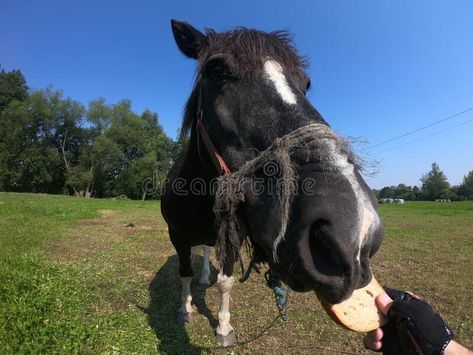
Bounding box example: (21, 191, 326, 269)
(216, 330, 236, 346)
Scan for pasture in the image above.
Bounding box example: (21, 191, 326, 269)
(0, 192, 472, 354)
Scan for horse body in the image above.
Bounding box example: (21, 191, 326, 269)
(161, 20, 384, 346)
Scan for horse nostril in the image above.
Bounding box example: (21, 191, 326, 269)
(311, 218, 330, 237)
(309, 219, 347, 278)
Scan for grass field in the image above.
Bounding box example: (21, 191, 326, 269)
(0, 192, 472, 354)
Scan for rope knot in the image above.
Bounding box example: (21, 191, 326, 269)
(212, 123, 352, 266)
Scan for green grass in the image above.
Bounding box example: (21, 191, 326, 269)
(0, 192, 472, 354)
(0, 193, 161, 354)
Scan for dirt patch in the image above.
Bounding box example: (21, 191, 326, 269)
(99, 209, 116, 218)
(136, 267, 155, 283)
(123, 224, 168, 235)
(43, 208, 167, 263)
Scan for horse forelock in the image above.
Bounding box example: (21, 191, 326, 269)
(199, 28, 308, 75)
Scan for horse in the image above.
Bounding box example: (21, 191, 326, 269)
(161, 19, 384, 346)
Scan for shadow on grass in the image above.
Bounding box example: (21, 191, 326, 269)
(146, 254, 218, 354)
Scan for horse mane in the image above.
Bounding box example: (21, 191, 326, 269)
(179, 28, 308, 141)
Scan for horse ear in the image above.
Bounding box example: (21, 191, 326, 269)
(171, 19, 207, 59)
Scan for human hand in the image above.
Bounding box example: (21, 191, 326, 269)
(363, 287, 454, 355)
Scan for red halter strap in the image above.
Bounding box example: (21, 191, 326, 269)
(196, 111, 232, 175)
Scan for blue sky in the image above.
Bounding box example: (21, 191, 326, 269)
(1, 0, 472, 189)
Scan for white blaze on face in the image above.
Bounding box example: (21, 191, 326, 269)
(323, 138, 380, 261)
(264, 60, 297, 105)
(359, 207, 375, 261)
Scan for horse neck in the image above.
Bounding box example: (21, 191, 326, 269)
(181, 127, 219, 183)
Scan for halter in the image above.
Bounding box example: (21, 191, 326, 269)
(195, 86, 231, 175)
(196, 110, 231, 175)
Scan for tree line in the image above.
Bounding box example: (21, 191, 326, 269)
(0, 67, 178, 199)
(373, 163, 473, 201)
(2, 68, 472, 201)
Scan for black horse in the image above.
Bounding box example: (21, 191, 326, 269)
(161, 19, 384, 346)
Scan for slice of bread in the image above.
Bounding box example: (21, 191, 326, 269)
(318, 277, 387, 332)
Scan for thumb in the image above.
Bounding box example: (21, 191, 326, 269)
(376, 292, 393, 316)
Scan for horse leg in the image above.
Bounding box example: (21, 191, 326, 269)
(215, 264, 236, 346)
(199, 245, 211, 285)
(175, 243, 195, 325)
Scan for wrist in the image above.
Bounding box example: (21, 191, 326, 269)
(444, 340, 473, 355)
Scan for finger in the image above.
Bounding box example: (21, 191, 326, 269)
(364, 335, 383, 351)
(364, 328, 383, 350)
(371, 340, 382, 351)
(376, 292, 393, 316)
(373, 327, 383, 341)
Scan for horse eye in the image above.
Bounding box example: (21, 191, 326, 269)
(305, 78, 311, 93)
(203, 56, 231, 81)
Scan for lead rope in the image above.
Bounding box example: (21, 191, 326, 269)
(239, 252, 261, 283)
(264, 269, 289, 321)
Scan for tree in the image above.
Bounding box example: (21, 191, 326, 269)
(48, 92, 87, 195)
(0, 88, 63, 193)
(379, 186, 395, 199)
(0, 68, 30, 190)
(87, 98, 111, 136)
(90, 134, 126, 197)
(0, 69, 178, 199)
(458, 170, 473, 200)
(412, 186, 423, 200)
(84, 99, 176, 199)
(376, 184, 420, 200)
(420, 163, 450, 200)
(0, 66, 29, 111)
(394, 184, 420, 200)
(120, 152, 159, 200)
